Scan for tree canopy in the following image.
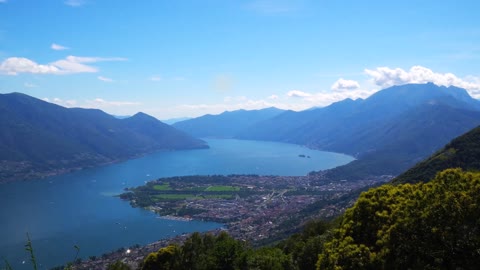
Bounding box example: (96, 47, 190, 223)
(318, 169, 480, 270)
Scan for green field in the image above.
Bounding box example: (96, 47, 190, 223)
(205, 185, 240, 192)
(153, 193, 234, 201)
(204, 194, 234, 199)
(154, 194, 194, 200)
(153, 183, 172, 191)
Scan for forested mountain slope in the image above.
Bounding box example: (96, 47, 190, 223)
(393, 125, 480, 184)
(0, 93, 207, 182)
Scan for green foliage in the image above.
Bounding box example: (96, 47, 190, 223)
(153, 183, 173, 191)
(138, 220, 340, 270)
(3, 260, 13, 270)
(318, 169, 480, 269)
(143, 245, 182, 270)
(245, 247, 294, 270)
(394, 125, 480, 184)
(276, 220, 333, 270)
(140, 232, 301, 270)
(107, 260, 132, 270)
(24, 233, 38, 270)
(205, 185, 240, 192)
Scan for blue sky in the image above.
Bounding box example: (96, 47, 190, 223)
(1, 0, 479, 119)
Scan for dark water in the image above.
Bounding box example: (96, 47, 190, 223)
(0, 139, 353, 269)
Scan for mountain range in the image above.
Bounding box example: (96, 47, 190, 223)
(173, 107, 284, 138)
(0, 93, 207, 183)
(3, 83, 480, 183)
(176, 83, 480, 178)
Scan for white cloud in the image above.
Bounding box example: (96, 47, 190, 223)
(365, 66, 480, 91)
(87, 98, 141, 107)
(44, 97, 140, 109)
(177, 99, 286, 117)
(331, 78, 360, 91)
(51, 43, 69, 51)
(0, 55, 126, 75)
(301, 89, 375, 105)
(24, 82, 37, 88)
(65, 0, 85, 7)
(0, 58, 60, 75)
(150, 75, 162, 81)
(283, 66, 480, 109)
(287, 90, 311, 98)
(268, 94, 279, 100)
(43, 97, 77, 107)
(97, 76, 113, 82)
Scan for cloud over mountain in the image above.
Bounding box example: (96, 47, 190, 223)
(365, 66, 480, 94)
(287, 90, 311, 98)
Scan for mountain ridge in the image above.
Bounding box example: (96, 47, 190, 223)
(0, 93, 207, 183)
(173, 107, 285, 138)
(236, 83, 480, 177)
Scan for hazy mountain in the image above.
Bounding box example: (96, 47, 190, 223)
(393, 125, 480, 184)
(173, 107, 285, 138)
(112, 114, 132, 119)
(0, 93, 207, 183)
(237, 83, 480, 178)
(162, 117, 192, 125)
(321, 105, 480, 179)
(239, 83, 480, 147)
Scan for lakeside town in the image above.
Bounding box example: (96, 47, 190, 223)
(73, 173, 391, 269)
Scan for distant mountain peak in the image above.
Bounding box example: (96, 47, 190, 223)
(132, 111, 150, 117)
(128, 112, 159, 122)
(173, 107, 286, 138)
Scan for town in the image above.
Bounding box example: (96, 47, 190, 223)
(120, 173, 392, 244)
(73, 173, 391, 269)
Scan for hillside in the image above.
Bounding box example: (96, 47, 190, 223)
(318, 169, 480, 269)
(318, 125, 480, 268)
(173, 107, 284, 138)
(0, 93, 207, 183)
(238, 83, 480, 178)
(321, 104, 480, 179)
(393, 125, 480, 184)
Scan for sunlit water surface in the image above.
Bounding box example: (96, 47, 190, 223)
(0, 139, 354, 269)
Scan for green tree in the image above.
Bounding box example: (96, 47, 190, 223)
(246, 247, 294, 270)
(142, 245, 182, 270)
(318, 169, 480, 270)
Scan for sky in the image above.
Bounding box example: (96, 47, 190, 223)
(1, 0, 480, 120)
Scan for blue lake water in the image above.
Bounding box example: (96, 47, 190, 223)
(0, 139, 354, 269)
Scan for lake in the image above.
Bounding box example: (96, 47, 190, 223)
(0, 139, 354, 269)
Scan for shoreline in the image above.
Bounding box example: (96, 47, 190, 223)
(0, 145, 209, 185)
(156, 215, 193, 222)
